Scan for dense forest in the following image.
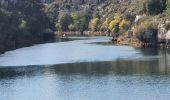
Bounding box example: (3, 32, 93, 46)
(0, 0, 170, 53)
(0, 0, 55, 53)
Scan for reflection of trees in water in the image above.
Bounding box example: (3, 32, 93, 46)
(0, 67, 37, 79)
(158, 49, 170, 74)
(132, 47, 170, 75)
(2, 52, 170, 79)
(111, 60, 159, 75)
(134, 47, 159, 56)
(49, 60, 170, 75)
(51, 62, 113, 74)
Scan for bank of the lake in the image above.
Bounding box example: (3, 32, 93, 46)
(113, 36, 170, 48)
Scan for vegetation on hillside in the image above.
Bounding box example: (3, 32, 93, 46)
(56, 11, 91, 34)
(0, 0, 54, 53)
(83, 0, 170, 45)
(54, 0, 169, 36)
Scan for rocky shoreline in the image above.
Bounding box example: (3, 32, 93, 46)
(111, 15, 170, 48)
(112, 36, 170, 48)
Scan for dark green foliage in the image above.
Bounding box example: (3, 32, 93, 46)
(144, 0, 166, 15)
(0, 0, 53, 53)
(58, 13, 73, 31)
(56, 11, 91, 32)
(73, 12, 91, 32)
(114, 23, 120, 34)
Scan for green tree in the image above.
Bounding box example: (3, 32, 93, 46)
(58, 13, 73, 31)
(75, 18, 86, 33)
(71, 12, 91, 33)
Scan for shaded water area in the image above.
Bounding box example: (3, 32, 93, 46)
(0, 37, 170, 100)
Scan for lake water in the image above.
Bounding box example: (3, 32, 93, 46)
(0, 37, 170, 100)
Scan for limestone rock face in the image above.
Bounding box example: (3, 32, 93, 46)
(158, 23, 167, 43)
(166, 30, 170, 40)
(157, 21, 170, 44)
(135, 15, 145, 25)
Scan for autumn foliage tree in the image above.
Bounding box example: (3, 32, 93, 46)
(101, 18, 110, 31)
(89, 17, 101, 31)
(109, 16, 121, 33)
(119, 19, 130, 30)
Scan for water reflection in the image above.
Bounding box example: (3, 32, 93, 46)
(0, 51, 170, 80)
(1, 58, 170, 100)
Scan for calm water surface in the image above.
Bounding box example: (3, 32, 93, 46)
(0, 37, 170, 100)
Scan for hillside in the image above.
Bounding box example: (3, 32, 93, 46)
(49, 0, 170, 47)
